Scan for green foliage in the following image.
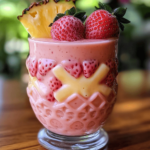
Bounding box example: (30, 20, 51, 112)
(134, 3, 150, 19)
(0, 0, 30, 77)
(50, 7, 87, 26)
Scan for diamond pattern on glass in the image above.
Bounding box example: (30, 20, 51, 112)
(89, 92, 106, 109)
(27, 86, 116, 136)
(67, 94, 84, 109)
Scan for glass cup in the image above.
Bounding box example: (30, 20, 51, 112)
(26, 38, 118, 150)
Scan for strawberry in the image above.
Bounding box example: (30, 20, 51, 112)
(49, 77, 62, 91)
(101, 73, 115, 87)
(85, 2, 130, 39)
(46, 91, 56, 102)
(51, 16, 84, 41)
(61, 59, 82, 78)
(50, 7, 87, 41)
(85, 10, 119, 39)
(46, 77, 62, 102)
(26, 57, 37, 77)
(105, 59, 116, 72)
(82, 60, 99, 78)
(37, 59, 56, 76)
(36, 72, 43, 81)
(106, 59, 119, 76)
(101, 59, 118, 87)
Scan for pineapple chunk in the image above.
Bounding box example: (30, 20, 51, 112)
(18, 0, 75, 38)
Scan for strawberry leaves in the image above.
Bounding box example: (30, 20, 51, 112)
(49, 7, 87, 27)
(119, 17, 131, 24)
(74, 11, 87, 22)
(114, 7, 127, 17)
(104, 5, 112, 13)
(49, 13, 65, 26)
(95, 2, 112, 13)
(65, 7, 87, 22)
(65, 7, 76, 15)
(113, 7, 130, 31)
(118, 22, 124, 31)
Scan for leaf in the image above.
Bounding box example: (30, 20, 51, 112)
(95, 6, 99, 10)
(65, 7, 76, 15)
(114, 7, 127, 17)
(57, 13, 65, 18)
(119, 17, 130, 24)
(103, 4, 112, 13)
(80, 15, 87, 22)
(95, 2, 112, 13)
(49, 23, 53, 27)
(118, 22, 124, 31)
(69, 7, 76, 15)
(98, 2, 105, 9)
(74, 11, 86, 21)
(53, 13, 65, 23)
(65, 10, 70, 15)
(53, 16, 59, 22)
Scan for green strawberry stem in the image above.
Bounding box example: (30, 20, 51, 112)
(49, 7, 87, 27)
(95, 2, 130, 31)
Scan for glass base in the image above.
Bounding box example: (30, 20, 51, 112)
(38, 128, 108, 150)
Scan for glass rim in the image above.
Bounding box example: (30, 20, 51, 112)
(28, 37, 118, 45)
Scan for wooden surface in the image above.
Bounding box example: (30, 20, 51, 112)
(0, 77, 150, 150)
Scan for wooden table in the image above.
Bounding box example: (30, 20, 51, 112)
(0, 77, 150, 150)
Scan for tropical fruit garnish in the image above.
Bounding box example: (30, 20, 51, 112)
(85, 2, 130, 39)
(17, 0, 75, 38)
(50, 7, 86, 41)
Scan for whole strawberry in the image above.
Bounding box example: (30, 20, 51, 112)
(50, 7, 87, 41)
(85, 2, 130, 39)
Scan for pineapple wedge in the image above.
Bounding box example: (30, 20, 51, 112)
(17, 0, 75, 38)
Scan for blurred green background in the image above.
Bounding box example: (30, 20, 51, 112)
(0, 0, 150, 78)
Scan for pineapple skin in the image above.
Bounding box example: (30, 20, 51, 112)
(18, 0, 75, 38)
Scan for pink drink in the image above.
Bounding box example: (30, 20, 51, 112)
(27, 38, 118, 136)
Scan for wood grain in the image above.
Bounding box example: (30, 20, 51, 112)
(0, 77, 150, 150)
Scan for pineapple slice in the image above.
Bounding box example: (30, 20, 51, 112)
(17, 0, 75, 38)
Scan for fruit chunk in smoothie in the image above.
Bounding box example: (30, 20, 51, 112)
(61, 59, 82, 78)
(52, 63, 112, 102)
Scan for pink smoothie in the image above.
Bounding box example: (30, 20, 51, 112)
(27, 38, 118, 136)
